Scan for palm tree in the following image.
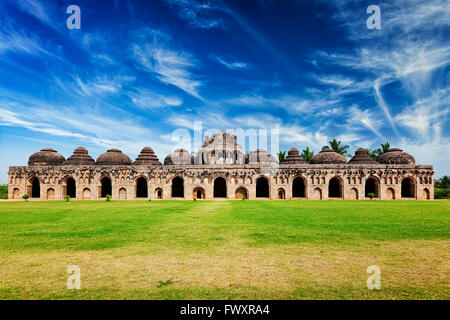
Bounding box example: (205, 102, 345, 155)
(301, 146, 314, 163)
(377, 142, 390, 156)
(366, 148, 380, 161)
(438, 175, 450, 188)
(277, 150, 286, 164)
(323, 138, 350, 158)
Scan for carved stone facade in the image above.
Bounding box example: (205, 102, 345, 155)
(7, 132, 434, 200)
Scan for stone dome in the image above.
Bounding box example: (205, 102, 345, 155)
(63, 147, 95, 165)
(282, 147, 306, 164)
(96, 148, 132, 165)
(349, 148, 377, 164)
(248, 149, 277, 164)
(164, 149, 193, 165)
(309, 147, 347, 164)
(377, 148, 415, 165)
(28, 148, 66, 166)
(134, 147, 161, 165)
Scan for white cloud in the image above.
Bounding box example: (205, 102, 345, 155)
(129, 89, 183, 109)
(214, 56, 248, 70)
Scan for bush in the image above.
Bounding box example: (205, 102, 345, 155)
(0, 185, 8, 199)
(241, 196, 246, 200)
(367, 192, 375, 200)
(435, 188, 450, 199)
(64, 195, 70, 202)
(106, 194, 112, 201)
(22, 194, 29, 201)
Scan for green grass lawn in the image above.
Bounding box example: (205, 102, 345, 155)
(0, 200, 448, 300)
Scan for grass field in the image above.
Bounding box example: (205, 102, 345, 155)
(0, 200, 448, 300)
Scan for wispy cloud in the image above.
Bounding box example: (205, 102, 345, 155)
(128, 88, 183, 109)
(165, 0, 223, 29)
(214, 56, 248, 70)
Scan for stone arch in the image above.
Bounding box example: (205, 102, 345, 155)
(292, 176, 306, 197)
(46, 188, 55, 200)
(213, 177, 227, 198)
(193, 187, 205, 199)
(82, 188, 91, 200)
(62, 176, 76, 199)
(423, 188, 430, 200)
(155, 188, 163, 199)
(313, 187, 322, 200)
(277, 188, 286, 200)
(365, 176, 380, 198)
(349, 187, 358, 200)
(171, 176, 184, 198)
(99, 176, 112, 198)
(328, 176, 343, 198)
(27, 176, 40, 198)
(118, 187, 127, 200)
(386, 187, 395, 200)
(256, 176, 270, 198)
(135, 176, 148, 198)
(235, 187, 248, 199)
(401, 177, 416, 198)
(12, 188, 20, 199)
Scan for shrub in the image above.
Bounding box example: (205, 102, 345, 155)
(435, 188, 450, 199)
(106, 194, 112, 201)
(64, 195, 70, 202)
(367, 192, 375, 200)
(22, 194, 29, 201)
(241, 196, 246, 200)
(193, 198, 197, 201)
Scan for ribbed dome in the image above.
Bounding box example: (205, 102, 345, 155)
(96, 148, 132, 165)
(134, 147, 161, 165)
(248, 149, 277, 164)
(64, 147, 95, 165)
(309, 147, 347, 164)
(28, 148, 66, 166)
(377, 148, 415, 165)
(349, 148, 377, 164)
(282, 147, 306, 164)
(164, 149, 193, 165)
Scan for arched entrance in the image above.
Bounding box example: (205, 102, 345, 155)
(349, 187, 358, 200)
(423, 188, 430, 200)
(214, 177, 227, 198)
(386, 187, 395, 200)
(136, 177, 148, 198)
(119, 188, 127, 200)
(193, 187, 205, 199)
(256, 177, 269, 198)
(235, 187, 248, 199)
(82, 188, 91, 200)
(64, 177, 76, 199)
(313, 187, 322, 200)
(277, 188, 285, 199)
(100, 177, 112, 198)
(292, 177, 306, 197)
(13, 188, 20, 199)
(31, 177, 40, 198)
(171, 177, 184, 198)
(155, 188, 163, 199)
(46, 188, 55, 200)
(328, 177, 342, 198)
(401, 177, 415, 198)
(365, 177, 379, 198)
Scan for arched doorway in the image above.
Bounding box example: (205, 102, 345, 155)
(31, 177, 40, 198)
(386, 187, 395, 200)
(13, 188, 20, 199)
(82, 188, 91, 200)
(100, 177, 112, 198)
(256, 177, 269, 198)
(193, 187, 205, 199)
(423, 188, 430, 200)
(65, 177, 76, 198)
(235, 187, 248, 199)
(119, 188, 127, 200)
(136, 177, 148, 198)
(171, 177, 184, 198)
(292, 177, 306, 197)
(214, 177, 227, 198)
(277, 188, 285, 199)
(155, 188, 163, 199)
(46, 188, 55, 200)
(365, 177, 379, 198)
(349, 187, 358, 200)
(313, 187, 322, 200)
(401, 177, 415, 198)
(328, 177, 342, 198)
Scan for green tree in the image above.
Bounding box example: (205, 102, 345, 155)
(366, 148, 380, 161)
(301, 146, 314, 163)
(277, 150, 286, 163)
(377, 142, 390, 156)
(323, 139, 350, 158)
(438, 175, 450, 188)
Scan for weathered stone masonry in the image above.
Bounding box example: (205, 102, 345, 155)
(7, 132, 434, 200)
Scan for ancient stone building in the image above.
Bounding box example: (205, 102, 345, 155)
(7, 132, 434, 200)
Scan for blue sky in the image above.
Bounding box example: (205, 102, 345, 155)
(0, 0, 449, 183)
